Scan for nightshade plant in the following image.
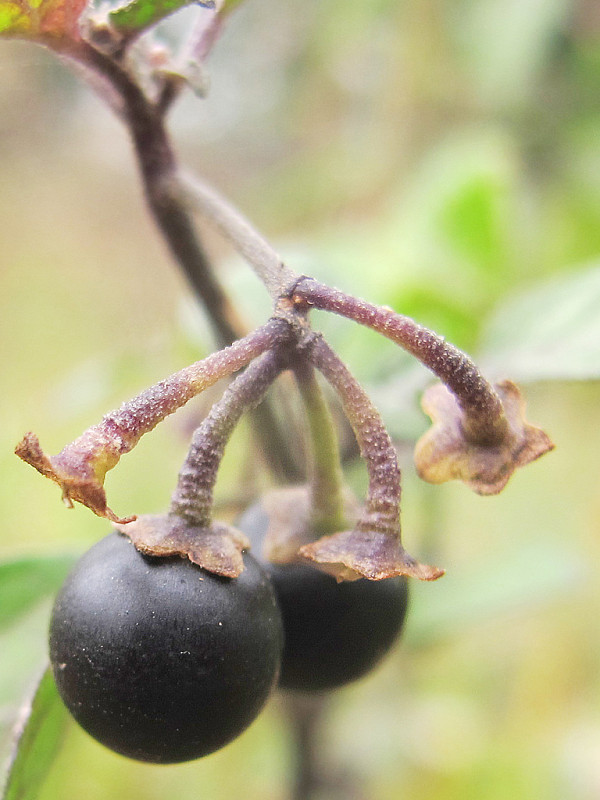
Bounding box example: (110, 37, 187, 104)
(2, 0, 555, 793)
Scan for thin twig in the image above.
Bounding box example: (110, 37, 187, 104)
(77, 42, 300, 481)
(158, 4, 224, 113)
(304, 336, 443, 581)
(177, 171, 298, 299)
(77, 45, 241, 346)
(15, 319, 289, 522)
(283, 693, 329, 800)
(170, 347, 288, 526)
(294, 278, 508, 445)
(293, 360, 346, 535)
(308, 336, 400, 535)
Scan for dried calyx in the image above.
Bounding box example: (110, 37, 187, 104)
(15, 319, 289, 524)
(119, 346, 290, 578)
(415, 380, 554, 495)
(16, 262, 552, 583)
(9, 0, 553, 586)
(290, 278, 554, 493)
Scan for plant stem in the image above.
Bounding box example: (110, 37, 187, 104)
(283, 693, 329, 800)
(300, 336, 443, 580)
(158, 4, 225, 113)
(177, 172, 298, 298)
(78, 43, 300, 481)
(293, 278, 508, 445)
(293, 360, 346, 535)
(169, 347, 288, 526)
(83, 45, 242, 347)
(308, 336, 400, 536)
(15, 319, 290, 522)
(71, 319, 286, 470)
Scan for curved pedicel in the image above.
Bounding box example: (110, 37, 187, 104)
(303, 336, 444, 582)
(292, 279, 554, 495)
(15, 319, 290, 523)
(118, 347, 289, 578)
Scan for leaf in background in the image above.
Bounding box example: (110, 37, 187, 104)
(108, 0, 214, 37)
(221, 0, 245, 14)
(2, 667, 69, 800)
(0, 0, 87, 39)
(480, 262, 600, 382)
(0, 555, 77, 633)
(462, 0, 571, 107)
(406, 541, 583, 649)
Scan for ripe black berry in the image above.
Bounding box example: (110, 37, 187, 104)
(237, 501, 409, 692)
(49, 532, 283, 763)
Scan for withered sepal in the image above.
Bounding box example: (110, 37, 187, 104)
(414, 380, 555, 495)
(115, 514, 250, 578)
(299, 528, 444, 583)
(14, 432, 133, 524)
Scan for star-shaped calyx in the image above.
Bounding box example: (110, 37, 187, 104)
(415, 380, 554, 495)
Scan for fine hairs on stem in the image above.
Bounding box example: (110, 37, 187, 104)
(169, 347, 289, 527)
(15, 3, 553, 581)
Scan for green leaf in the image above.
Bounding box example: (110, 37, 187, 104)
(406, 541, 583, 648)
(480, 262, 600, 381)
(108, 0, 214, 37)
(0, 0, 87, 39)
(221, 0, 245, 13)
(2, 667, 69, 800)
(0, 554, 77, 633)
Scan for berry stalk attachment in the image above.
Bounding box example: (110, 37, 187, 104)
(292, 359, 346, 537)
(302, 335, 444, 582)
(290, 279, 554, 495)
(116, 345, 290, 577)
(252, 357, 359, 567)
(15, 318, 289, 524)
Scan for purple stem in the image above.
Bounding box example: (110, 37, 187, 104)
(73, 42, 301, 481)
(52, 319, 288, 479)
(77, 42, 241, 346)
(177, 172, 298, 299)
(169, 347, 287, 526)
(308, 336, 400, 537)
(294, 279, 508, 445)
(157, 5, 225, 113)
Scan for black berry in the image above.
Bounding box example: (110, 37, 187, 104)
(237, 501, 409, 692)
(49, 532, 283, 763)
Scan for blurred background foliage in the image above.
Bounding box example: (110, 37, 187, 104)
(1, 0, 599, 797)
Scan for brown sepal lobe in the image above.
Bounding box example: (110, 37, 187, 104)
(14, 432, 134, 524)
(116, 514, 250, 578)
(414, 380, 555, 494)
(299, 529, 444, 583)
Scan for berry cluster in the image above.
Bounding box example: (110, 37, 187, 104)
(18, 268, 552, 763)
(9, 0, 554, 767)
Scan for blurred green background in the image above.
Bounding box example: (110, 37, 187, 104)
(1, 0, 600, 797)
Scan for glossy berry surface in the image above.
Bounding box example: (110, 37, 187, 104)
(237, 502, 409, 692)
(49, 532, 283, 763)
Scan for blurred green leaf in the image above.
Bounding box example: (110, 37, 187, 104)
(480, 262, 600, 381)
(221, 0, 245, 13)
(0, 555, 77, 633)
(407, 541, 583, 648)
(109, 0, 214, 36)
(439, 174, 507, 272)
(2, 667, 68, 800)
(463, 0, 572, 106)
